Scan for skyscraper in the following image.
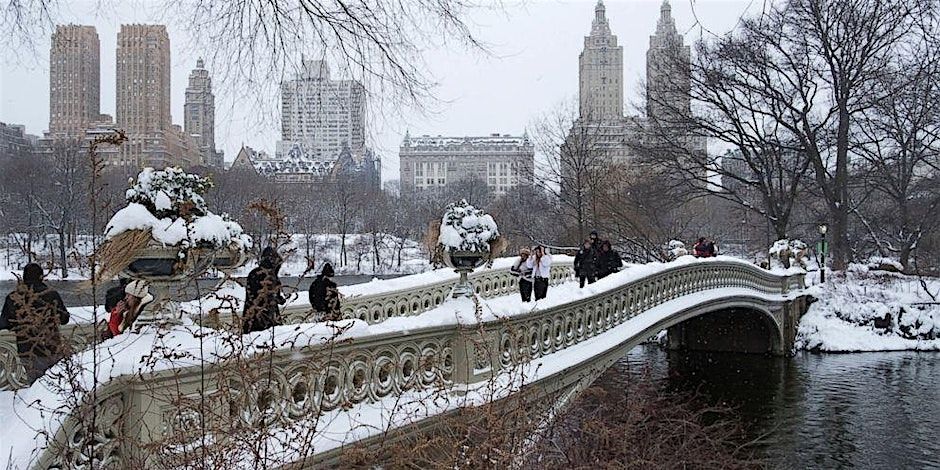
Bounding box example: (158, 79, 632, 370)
(279, 60, 366, 161)
(578, 0, 623, 121)
(646, 0, 691, 126)
(115, 25, 197, 168)
(117, 25, 171, 135)
(48, 25, 100, 137)
(184, 58, 221, 167)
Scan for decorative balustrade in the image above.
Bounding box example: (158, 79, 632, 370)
(0, 260, 574, 391)
(280, 262, 573, 324)
(17, 259, 803, 469)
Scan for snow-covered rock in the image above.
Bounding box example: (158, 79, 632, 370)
(796, 269, 940, 352)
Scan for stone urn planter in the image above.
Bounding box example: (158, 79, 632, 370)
(435, 199, 505, 299)
(441, 250, 488, 298)
(122, 243, 247, 329)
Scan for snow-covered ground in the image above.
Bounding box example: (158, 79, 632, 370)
(796, 264, 940, 352)
(0, 233, 431, 280)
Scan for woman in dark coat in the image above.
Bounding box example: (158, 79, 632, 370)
(596, 240, 623, 278)
(242, 247, 286, 333)
(309, 263, 342, 321)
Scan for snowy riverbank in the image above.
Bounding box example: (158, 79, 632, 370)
(795, 264, 940, 352)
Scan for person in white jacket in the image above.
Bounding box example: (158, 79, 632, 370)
(526, 245, 552, 300)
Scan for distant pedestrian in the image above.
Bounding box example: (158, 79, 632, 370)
(574, 239, 598, 288)
(693, 237, 709, 258)
(309, 262, 342, 321)
(510, 248, 533, 302)
(105, 278, 131, 313)
(0, 263, 70, 384)
(705, 239, 718, 257)
(243, 247, 286, 333)
(596, 240, 623, 278)
(106, 279, 153, 337)
(526, 246, 552, 301)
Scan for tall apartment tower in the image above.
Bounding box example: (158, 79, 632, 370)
(279, 60, 366, 160)
(117, 24, 171, 134)
(578, 0, 623, 121)
(646, 0, 691, 126)
(48, 25, 100, 137)
(184, 58, 220, 167)
(115, 25, 198, 169)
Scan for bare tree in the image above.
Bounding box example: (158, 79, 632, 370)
(643, 29, 814, 241)
(31, 139, 89, 277)
(658, 0, 935, 269)
(531, 103, 620, 243)
(854, 48, 940, 269)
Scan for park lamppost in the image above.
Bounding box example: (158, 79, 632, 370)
(818, 223, 828, 283)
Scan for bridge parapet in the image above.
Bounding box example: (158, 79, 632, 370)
(9, 258, 804, 469)
(0, 259, 574, 391)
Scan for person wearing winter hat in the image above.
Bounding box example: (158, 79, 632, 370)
(243, 246, 286, 333)
(0, 263, 70, 384)
(510, 248, 534, 302)
(309, 263, 342, 321)
(106, 279, 153, 337)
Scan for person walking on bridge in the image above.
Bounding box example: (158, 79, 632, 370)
(0, 263, 70, 384)
(310, 262, 342, 321)
(596, 240, 623, 278)
(526, 245, 552, 301)
(243, 247, 286, 333)
(510, 248, 533, 302)
(574, 239, 598, 288)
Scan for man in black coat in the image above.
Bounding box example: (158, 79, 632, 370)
(309, 263, 342, 321)
(242, 247, 286, 334)
(574, 239, 598, 288)
(0, 263, 70, 384)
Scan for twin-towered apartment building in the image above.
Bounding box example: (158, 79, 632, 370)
(46, 24, 221, 169)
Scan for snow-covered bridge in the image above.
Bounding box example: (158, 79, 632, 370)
(0, 256, 807, 468)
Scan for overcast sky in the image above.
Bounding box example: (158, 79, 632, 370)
(0, 0, 755, 182)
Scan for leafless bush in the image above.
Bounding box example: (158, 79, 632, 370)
(532, 372, 761, 470)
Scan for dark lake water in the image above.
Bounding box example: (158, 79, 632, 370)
(601, 345, 940, 469)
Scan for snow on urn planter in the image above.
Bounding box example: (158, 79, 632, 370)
(100, 168, 251, 329)
(436, 200, 506, 298)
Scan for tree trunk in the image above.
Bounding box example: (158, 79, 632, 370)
(829, 204, 850, 271)
(58, 228, 68, 278)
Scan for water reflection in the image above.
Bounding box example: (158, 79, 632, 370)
(600, 346, 940, 469)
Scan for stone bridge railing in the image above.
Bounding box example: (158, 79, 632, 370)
(0, 259, 574, 391)
(13, 259, 805, 469)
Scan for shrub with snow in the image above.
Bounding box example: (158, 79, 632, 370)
(768, 239, 808, 269)
(438, 199, 499, 253)
(666, 240, 688, 260)
(865, 256, 904, 273)
(105, 167, 251, 252)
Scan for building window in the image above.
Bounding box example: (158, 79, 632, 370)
(487, 161, 514, 194)
(415, 161, 447, 189)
